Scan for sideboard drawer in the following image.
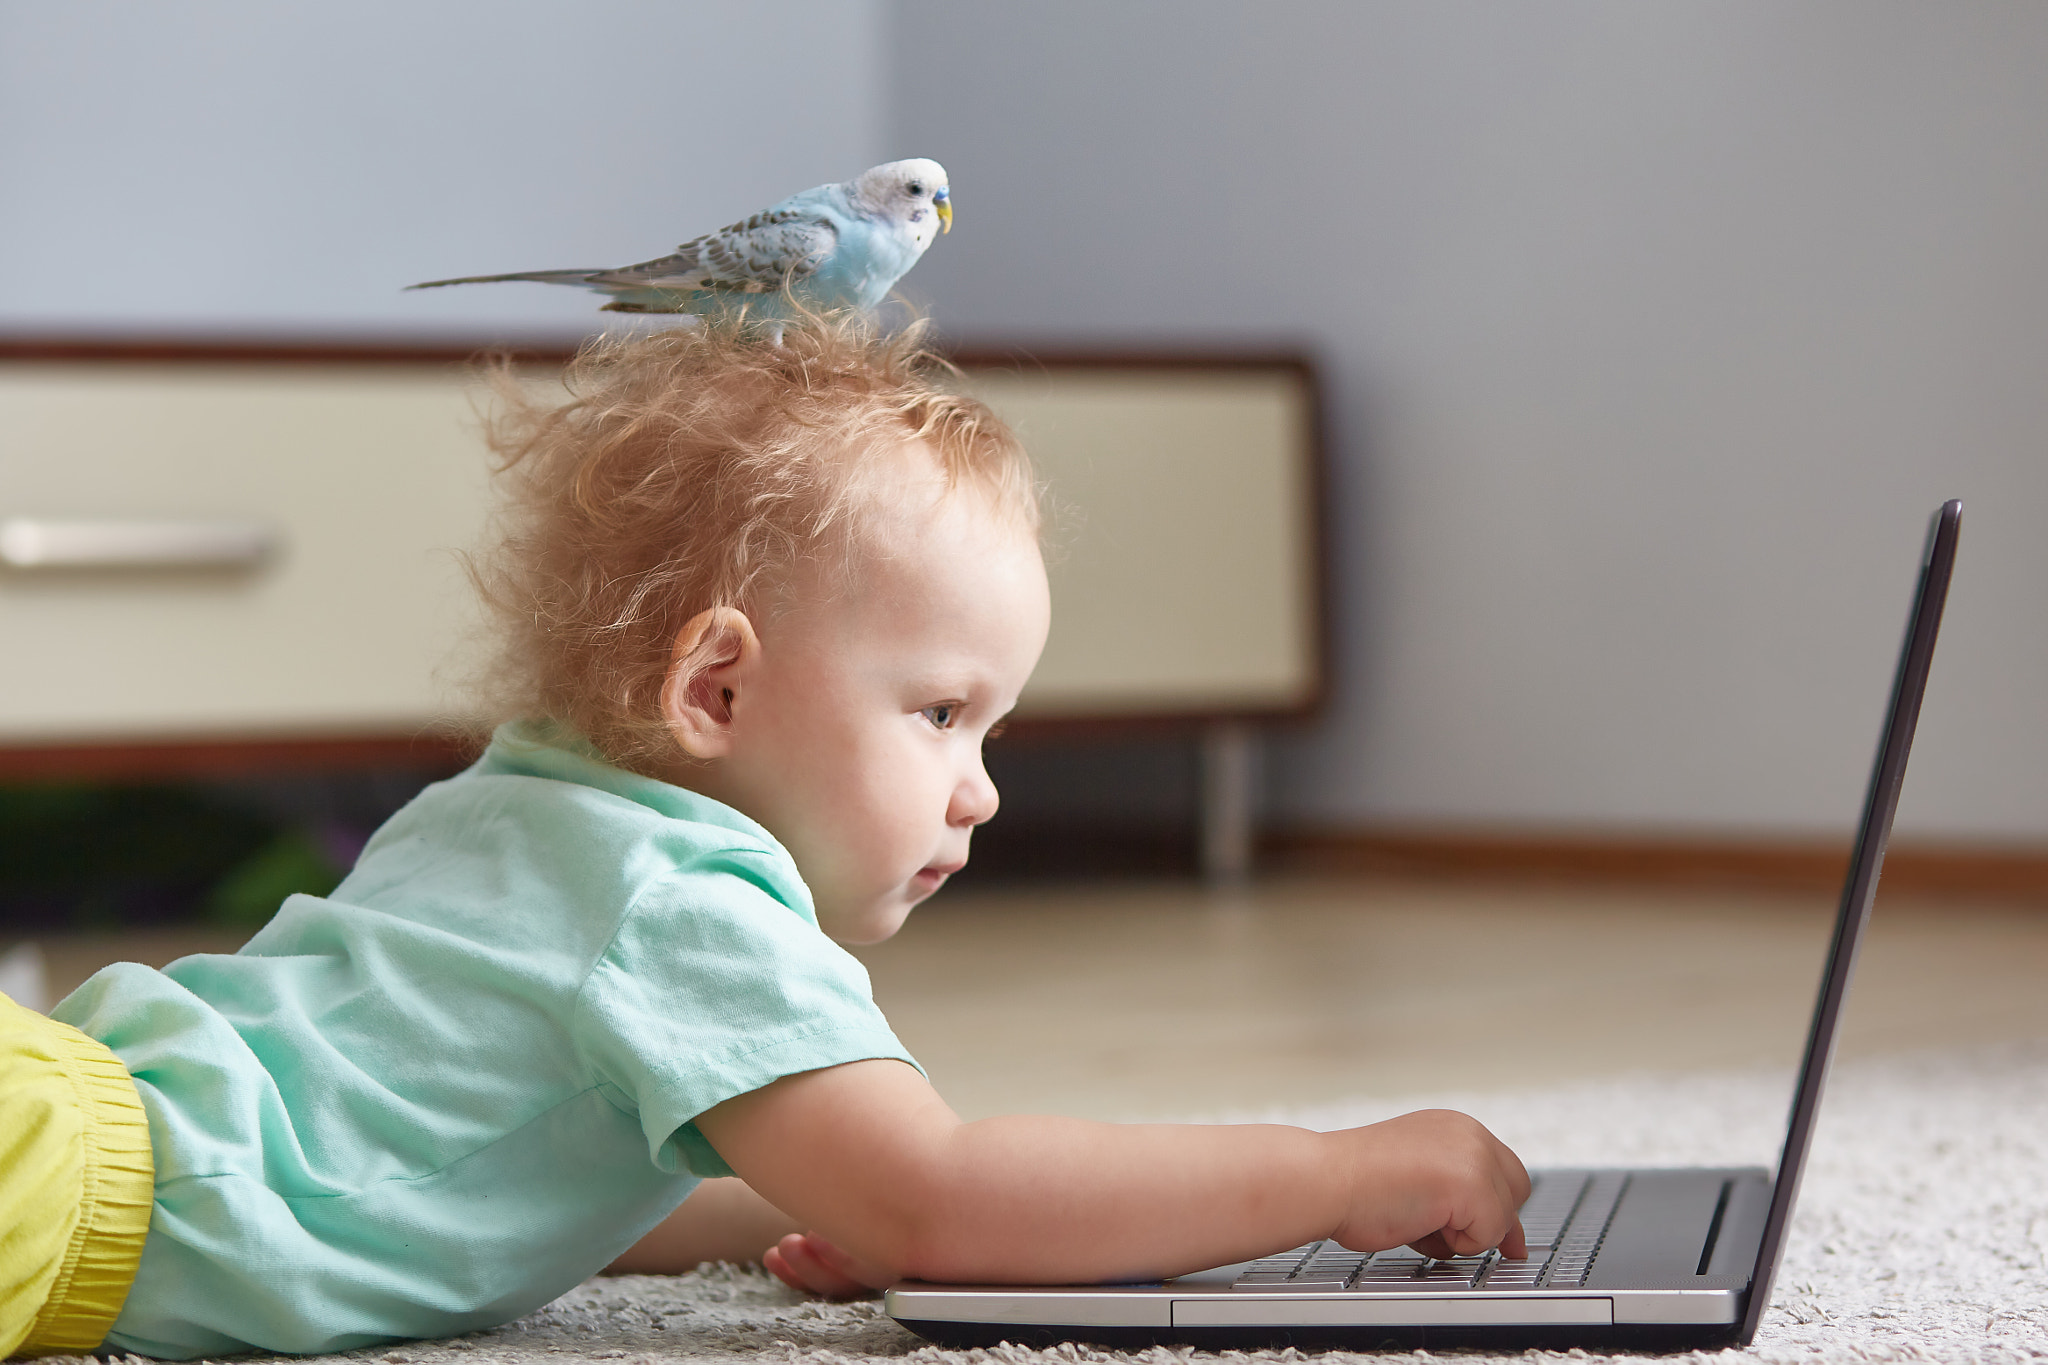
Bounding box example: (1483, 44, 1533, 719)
(2, 345, 1326, 769)
(1, 364, 495, 743)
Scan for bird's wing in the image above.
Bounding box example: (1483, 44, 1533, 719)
(588, 207, 838, 295)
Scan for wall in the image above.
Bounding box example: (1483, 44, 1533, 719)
(6, 2, 2045, 847)
(0, 0, 883, 337)
(888, 0, 2048, 843)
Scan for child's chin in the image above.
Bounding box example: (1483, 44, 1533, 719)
(824, 899, 917, 947)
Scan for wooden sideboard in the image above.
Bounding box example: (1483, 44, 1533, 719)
(1, 340, 1328, 839)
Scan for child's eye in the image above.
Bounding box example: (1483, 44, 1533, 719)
(921, 703, 959, 730)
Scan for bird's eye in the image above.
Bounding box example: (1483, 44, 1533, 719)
(907, 181, 924, 196)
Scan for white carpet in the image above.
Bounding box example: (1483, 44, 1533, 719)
(67, 1040, 2048, 1364)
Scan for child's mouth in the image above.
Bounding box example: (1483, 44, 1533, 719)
(912, 862, 965, 891)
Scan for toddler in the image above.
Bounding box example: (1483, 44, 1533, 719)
(1, 317, 1528, 1359)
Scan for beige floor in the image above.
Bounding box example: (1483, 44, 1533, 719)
(857, 877, 2048, 1121)
(32, 876, 2048, 1123)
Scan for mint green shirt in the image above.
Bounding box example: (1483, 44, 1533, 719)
(53, 722, 916, 1359)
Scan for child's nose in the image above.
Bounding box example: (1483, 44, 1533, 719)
(950, 760, 1000, 827)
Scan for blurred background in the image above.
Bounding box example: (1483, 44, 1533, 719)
(4, 1, 2046, 1117)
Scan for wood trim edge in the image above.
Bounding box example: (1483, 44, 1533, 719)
(0, 732, 480, 782)
(1262, 826, 2048, 903)
(0, 337, 583, 367)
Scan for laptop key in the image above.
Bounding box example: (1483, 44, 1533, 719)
(1231, 1273, 1355, 1291)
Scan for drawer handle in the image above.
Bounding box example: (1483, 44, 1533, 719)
(0, 517, 279, 571)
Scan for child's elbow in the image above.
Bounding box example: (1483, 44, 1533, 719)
(887, 1236, 976, 1285)
(853, 1192, 993, 1285)
(857, 1217, 961, 1284)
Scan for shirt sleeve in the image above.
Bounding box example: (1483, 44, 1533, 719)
(568, 845, 919, 1177)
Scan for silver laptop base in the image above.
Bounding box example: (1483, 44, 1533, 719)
(888, 1318, 1746, 1353)
(887, 1165, 1768, 1354)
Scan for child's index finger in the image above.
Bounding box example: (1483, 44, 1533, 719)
(1498, 1218, 1529, 1261)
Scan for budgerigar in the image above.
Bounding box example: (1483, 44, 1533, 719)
(407, 159, 950, 317)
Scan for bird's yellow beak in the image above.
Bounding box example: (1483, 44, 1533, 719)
(935, 190, 952, 234)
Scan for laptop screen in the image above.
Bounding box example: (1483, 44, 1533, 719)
(1740, 499, 1961, 1343)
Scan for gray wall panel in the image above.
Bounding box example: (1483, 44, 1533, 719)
(888, 0, 2048, 840)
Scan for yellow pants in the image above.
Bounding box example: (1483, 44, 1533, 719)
(1, 992, 153, 1359)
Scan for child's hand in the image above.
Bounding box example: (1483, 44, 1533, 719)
(764, 1231, 897, 1299)
(1328, 1110, 1530, 1261)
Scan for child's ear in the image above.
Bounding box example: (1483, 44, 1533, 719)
(661, 607, 761, 760)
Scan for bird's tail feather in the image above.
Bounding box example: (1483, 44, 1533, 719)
(405, 269, 607, 291)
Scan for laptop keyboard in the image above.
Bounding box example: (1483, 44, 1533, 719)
(1229, 1171, 1625, 1292)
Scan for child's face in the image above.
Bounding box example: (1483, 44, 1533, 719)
(670, 461, 1050, 945)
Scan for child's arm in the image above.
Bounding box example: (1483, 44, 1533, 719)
(606, 1177, 803, 1274)
(695, 1057, 1528, 1290)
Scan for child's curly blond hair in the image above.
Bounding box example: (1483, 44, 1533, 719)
(468, 314, 1038, 777)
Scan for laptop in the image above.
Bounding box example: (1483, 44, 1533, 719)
(886, 499, 1962, 1353)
